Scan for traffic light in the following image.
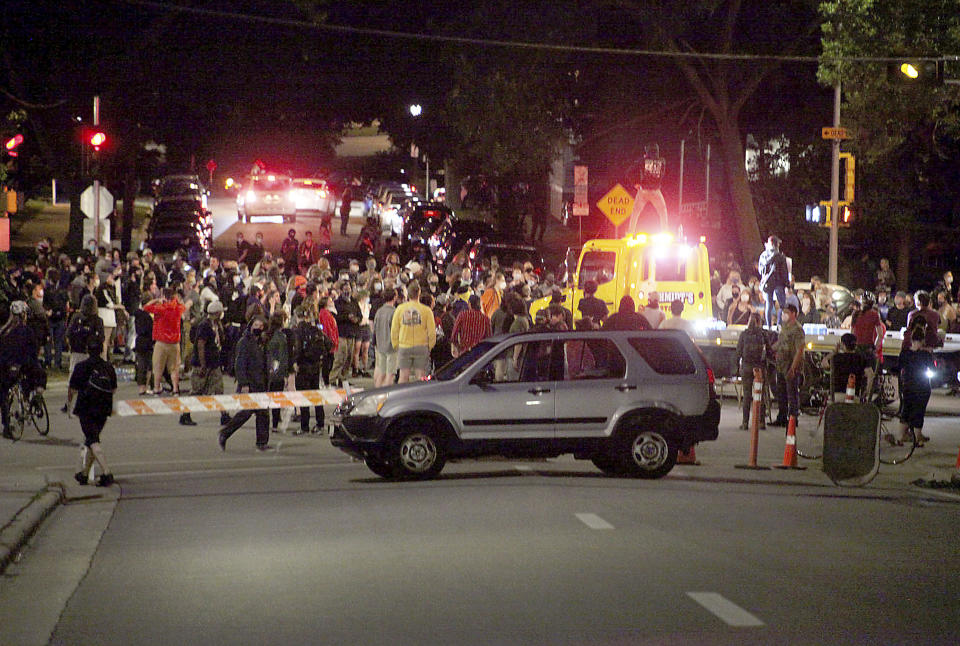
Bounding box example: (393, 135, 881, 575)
(89, 131, 106, 151)
(887, 59, 944, 86)
(4, 134, 23, 157)
(815, 201, 854, 228)
(840, 153, 855, 203)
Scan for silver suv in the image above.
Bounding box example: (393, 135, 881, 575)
(331, 330, 720, 479)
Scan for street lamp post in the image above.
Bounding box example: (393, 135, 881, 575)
(409, 104, 429, 198)
(828, 81, 841, 285)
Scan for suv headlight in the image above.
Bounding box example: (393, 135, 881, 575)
(352, 393, 388, 416)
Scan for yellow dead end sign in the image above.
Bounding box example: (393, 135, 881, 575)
(596, 183, 634, 227)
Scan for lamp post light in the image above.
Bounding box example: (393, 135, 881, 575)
(409, 105, 428, 197)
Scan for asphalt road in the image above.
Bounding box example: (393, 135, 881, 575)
(2, 382, 959, 645)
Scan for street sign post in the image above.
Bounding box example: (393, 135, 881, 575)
(596, 183, 634, 231)
(572, 166, 589, 216)
(80, 184, 114, 219)
(821, 127, 850, 140)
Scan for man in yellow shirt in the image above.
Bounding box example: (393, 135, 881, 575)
(391, 281, 437, 383)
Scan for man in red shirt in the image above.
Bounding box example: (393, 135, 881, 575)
(143, 288, 186, 395)
(451, 294, 492, 357)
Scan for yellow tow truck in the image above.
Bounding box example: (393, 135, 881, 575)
(531, 232, 714, 323)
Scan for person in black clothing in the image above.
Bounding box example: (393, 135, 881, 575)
(757, 235, 790, 327)
(892, 318, 936, 446)
(827, 333, 869, 400)
(218, 316, 271, 451)
(578, 280, 608, 327)
(133, 307, 155, 396)
(884, 290, 910, 333)
(736, 313, 773, 430)
(603, 295, 651, 331)
(69, 335, 116, 486)
(44, 268, 70, 370)
(185, 300, 230, 426)
(339, 185, 353, 236)
(1, 301, 42, 439)
(292, 306, 330, 435)
(330, 282, 362, 385)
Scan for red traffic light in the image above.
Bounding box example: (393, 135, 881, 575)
(89, 131, 106, 150)
(4, 134, 23, 156)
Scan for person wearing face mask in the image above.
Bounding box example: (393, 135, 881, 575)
(481, 273, 504, 319)
(330, 282, 361, 386)
(716, 270, 742, 311)
(727, 288, 753, 326)
(218, 315, 271, 451)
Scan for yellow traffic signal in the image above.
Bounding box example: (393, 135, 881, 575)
(900, 63, 919, 79)
(840, 153, 855, 203)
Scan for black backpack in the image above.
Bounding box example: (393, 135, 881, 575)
(741, 328, 767, 366)
(67, 316, 98, 352)
(299, 323, 331, 365)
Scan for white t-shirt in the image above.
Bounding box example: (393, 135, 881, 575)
(660, 315, 695, 339)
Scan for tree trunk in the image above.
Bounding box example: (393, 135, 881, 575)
(896, 227, 911, 292)
(715, 118, 762, 266)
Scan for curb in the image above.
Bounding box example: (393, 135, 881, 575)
(0, 483, 64, 574)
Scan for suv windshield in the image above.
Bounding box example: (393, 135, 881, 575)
(433, 340, 497, 381)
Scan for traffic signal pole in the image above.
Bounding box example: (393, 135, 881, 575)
(93, 96, 101, 249)
(828, 81, 841, 285)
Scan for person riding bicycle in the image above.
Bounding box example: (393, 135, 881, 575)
(1, 301, 44, 439)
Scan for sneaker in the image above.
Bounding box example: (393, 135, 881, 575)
(218, 432, 227, 452)
(96, 473, 115, 487)
(74, 471, 89, 485)
(738, 422, 749, 431)
(292, 429, 305, 436)
(179, 415, 197, 426)
(60, 403, 68, 413)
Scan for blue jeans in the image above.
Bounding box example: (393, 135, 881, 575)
(46, 320, 66, 369)
(764, 286, 786, 327)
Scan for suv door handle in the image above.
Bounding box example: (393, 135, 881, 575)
(615, 384, 637, 392)
(528, 387, 551, 395)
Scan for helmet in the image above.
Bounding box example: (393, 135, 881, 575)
(9, 300, 28, 316)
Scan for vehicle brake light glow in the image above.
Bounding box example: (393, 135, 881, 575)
(267, 175, 276, 181)
(652, 232, 673, 246)
(246, 190, 256, 203)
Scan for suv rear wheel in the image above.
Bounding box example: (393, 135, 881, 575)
(390, 420, 446, 479)
(365, 459, 397, 479)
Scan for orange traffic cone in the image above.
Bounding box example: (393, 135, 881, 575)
(774, 415, 807, 470)
(677, 445, 701, 466)
(844, 374, 857, 403)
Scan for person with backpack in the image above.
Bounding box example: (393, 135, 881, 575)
(187, 300, 230, 427)
(68, 335, 117, 486)
(736, 313, 773, 430)
(292, 305, 332, 434)
(64, 293, 105, 398)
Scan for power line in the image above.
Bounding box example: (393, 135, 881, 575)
(122, 0, 946, 65)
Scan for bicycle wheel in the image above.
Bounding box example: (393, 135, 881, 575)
(795, 417, 824, 460)
(5, 385, 25, 441)
(29, 393, 49, 436)
(879, 419, 915, 465)
(873, 373, 899, 420)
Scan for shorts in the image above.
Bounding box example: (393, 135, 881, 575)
(375, 350, 398, 376)
(359, 327, 372, 343)
(396, 346, 430, 373)
(152, 341, 181, 377)
(899, 390, 931, 429)
(79, 415, 106, 447)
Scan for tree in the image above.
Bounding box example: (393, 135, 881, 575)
(608, 0, 822, 263)
(818, 0, 960, 287)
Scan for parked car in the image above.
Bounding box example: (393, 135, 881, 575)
(331, 329, 721, 479)
(154, 174, 208, 209)
(146, 200, 213, 256)
(428, 217, 496, 273)
(237, 174, 295, 223)
(465, 235, 546, 282)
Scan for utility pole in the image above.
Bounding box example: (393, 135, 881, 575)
(828, 81, 841, 284)
(93, 95, 102, 250)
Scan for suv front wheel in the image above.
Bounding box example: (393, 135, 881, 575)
(390, 420, 446, 479)
(615, 423, 678, 479)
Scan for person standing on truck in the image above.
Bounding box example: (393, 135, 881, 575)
(758, 235, 790, 328)
(627, 143, 668, 232)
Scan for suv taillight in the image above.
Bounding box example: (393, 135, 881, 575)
(694, 345, 718, 400)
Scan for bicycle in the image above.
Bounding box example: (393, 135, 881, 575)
(4, 380, 50, 442)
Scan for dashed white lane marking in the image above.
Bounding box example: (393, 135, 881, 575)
(514, 465, 534, 472)
(575, 513, 614, 530)
(686, 592, 764, 627)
